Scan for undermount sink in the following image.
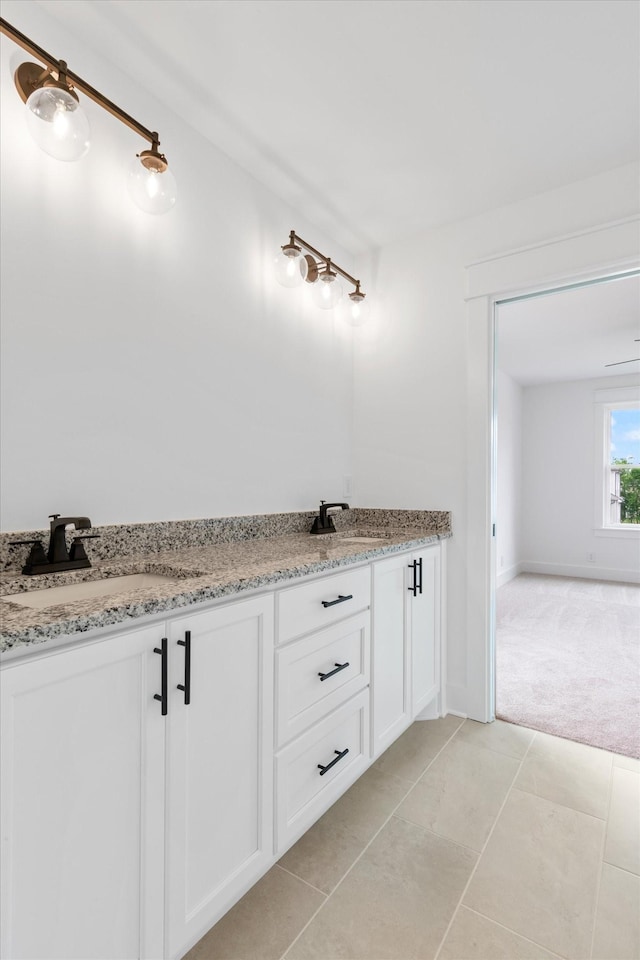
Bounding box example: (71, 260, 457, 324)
(4, 574, 177, 610)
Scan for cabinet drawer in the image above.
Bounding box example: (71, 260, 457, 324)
(277, 566, 371, 644)
(275, 689, 370, 853)
(276, 613, 370, 748)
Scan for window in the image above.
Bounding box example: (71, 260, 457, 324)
(595, 387, 640, 532)
(607, 405, 640, 524)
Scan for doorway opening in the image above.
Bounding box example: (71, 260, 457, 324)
(492, 271, 640, 757)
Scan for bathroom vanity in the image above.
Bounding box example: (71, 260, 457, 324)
(0, 509, 449, 960)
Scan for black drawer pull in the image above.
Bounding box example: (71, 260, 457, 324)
(177, 630, 191, 705)
(408, 560, 418, 597)
(153, 637, 168, 716)
(318, 661, 350, 682)
(321, 594, 353, 608)
(417, 556, 423, 595)
(318, 747, 349, 776)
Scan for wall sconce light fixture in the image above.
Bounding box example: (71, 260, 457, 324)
(275, 230, 369, 325)
(0, 17, 177, 215)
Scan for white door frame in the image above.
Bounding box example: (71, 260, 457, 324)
(463, 216, 640, 723)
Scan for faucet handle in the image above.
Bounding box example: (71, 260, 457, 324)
(69, 534, 99, 560)
(69, 538, 88, 562)
(9, 540, 48, 573)
(48, 514, 60, 521)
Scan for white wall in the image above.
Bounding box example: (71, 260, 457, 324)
(0, 2, 355, 531)
(353, 162, 640, 717)
(521, 374, 640, 582)
(496, 370, 523, 586)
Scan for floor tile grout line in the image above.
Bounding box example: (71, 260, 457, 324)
(441, 734, 534, 765)
(433, 731, 540, 960)
(509, 785, 610, 822)
(391, 812, 482, 857)
(600, 859, 640, 879)
(277, 717, 466, 960)
(461, 905, 565, 960)
(589, 757, 616, 959)
(274, 862, 329, 899)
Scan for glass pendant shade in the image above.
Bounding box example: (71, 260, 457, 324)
(25, 86, 90, 161)
(312, 272, 343, 310)
(274, 247, 308, 287)
(127, 157, 177, 215)
(339, 294, 370, 327)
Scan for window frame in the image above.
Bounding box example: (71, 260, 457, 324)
(594, 386, 640, 537)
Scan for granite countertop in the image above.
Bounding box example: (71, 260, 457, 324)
(0, 509, 451, 654)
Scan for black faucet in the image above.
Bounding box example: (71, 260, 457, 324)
(10, 514, 98, 575)
(310, 501, 350, 534)
(47, 515, 92, 563)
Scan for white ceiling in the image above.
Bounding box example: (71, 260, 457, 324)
(26, 0, 640, 254)
(497, 273, 640, 386)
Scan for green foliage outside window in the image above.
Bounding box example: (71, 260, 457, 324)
(613, 459, 640, 524)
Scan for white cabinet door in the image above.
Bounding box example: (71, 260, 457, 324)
(166, 595, 274, 960)
(0, 626, 166, 960)
(372, 545, 443, 756)
(371, 555, 411, 757)
(409, 545, 441, 718)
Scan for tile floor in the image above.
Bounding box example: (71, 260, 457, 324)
(185, 717, 640, 960)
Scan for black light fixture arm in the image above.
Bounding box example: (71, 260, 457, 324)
(288, 230, 364, 296)
(0, 17, 160, 148)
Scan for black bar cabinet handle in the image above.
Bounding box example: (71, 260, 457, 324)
(417, 556, 423, 595)
(408, 560, 418, 597)
(317, 747, 349, 776)
(318, 661, 350, 682)
(177, 629, 191, 705)
(321, 594, 353, 608)
(153, 637, 168, 716)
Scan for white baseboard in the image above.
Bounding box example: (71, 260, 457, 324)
(496, 562, 524, 588)
(445, 684, 469, 718)
(521, 561, 640, 584)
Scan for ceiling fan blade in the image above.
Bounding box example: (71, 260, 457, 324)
(604, 358, 640, 367)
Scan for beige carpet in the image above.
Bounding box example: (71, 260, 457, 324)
(496, 573, 640, 758)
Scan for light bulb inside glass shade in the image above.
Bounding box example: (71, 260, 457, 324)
(274, 247, 308, 287)
(25, 86, 90, 161)
(127, 156, 177, 215)
(312, 272, 343, 310)
(339, 293, 370, 327)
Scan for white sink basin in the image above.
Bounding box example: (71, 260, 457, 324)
(4, 574, 177, 610)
